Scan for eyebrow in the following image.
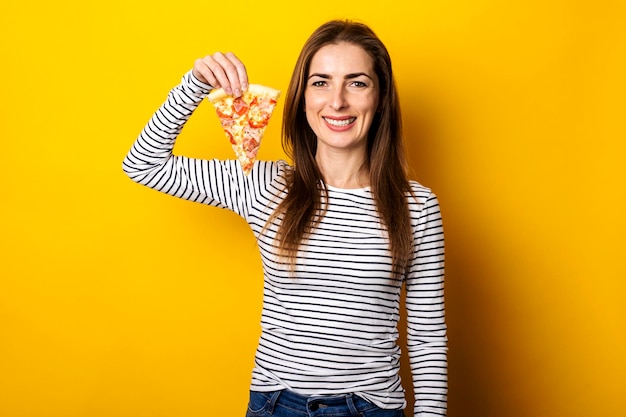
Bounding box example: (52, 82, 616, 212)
(308, 72, 374, 80)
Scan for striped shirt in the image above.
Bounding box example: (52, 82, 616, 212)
(122, 71, 448, 416)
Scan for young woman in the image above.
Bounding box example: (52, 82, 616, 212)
(123, 20, 447, 417)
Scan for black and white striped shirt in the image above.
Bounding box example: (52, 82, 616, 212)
(123, 71, 447, 416)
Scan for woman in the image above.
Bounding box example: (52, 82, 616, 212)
(123, 20, 447, 417)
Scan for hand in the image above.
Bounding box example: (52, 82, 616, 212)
(193, 52, 248, 97)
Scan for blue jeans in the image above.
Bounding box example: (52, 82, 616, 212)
(246, 389, 405, 417)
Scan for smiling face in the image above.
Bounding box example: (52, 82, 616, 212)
(304, 42, 380, 158)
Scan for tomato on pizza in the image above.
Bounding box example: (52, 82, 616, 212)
(207, 84, 280, 175)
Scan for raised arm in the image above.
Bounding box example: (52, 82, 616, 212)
(122, 53, 256, 213)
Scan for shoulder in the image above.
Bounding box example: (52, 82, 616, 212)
(252, 159, 291, 190)
(406, 180, 443, 219)
(407, 180, 436, 204)
(254, 159, 291, 177)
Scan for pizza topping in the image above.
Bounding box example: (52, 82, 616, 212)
(226, 130, 236, 145)
(248, 97, 276, 128)
(232, 97, 249, 116)
(207, 84, 281, 175)
(219, 116, 235, 128)
(215, 104, 231, 119)
(243, 137, 259, 155)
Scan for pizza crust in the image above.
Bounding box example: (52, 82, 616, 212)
(208, 84, 280, 103)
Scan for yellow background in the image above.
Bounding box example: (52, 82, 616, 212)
(1, 0, 625, 416)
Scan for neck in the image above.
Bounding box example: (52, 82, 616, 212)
(315, 148, 369, 189)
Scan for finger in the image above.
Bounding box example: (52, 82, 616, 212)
(192, 56, 221, 88)
(225, 52, 249, 93)
(212, 52, 247, 97)
(206, 52, 232, 94)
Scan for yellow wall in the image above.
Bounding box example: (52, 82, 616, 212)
(1, 1, 624, 416)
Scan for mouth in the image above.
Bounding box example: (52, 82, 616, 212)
(323, 116, 356, 128)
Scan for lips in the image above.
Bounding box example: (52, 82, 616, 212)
(323, 116, 356, 128)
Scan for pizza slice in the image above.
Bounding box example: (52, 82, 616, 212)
(207, 84, 280, 175)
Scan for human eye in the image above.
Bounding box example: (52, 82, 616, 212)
(350, 80, 368, 88)
(310, 79, 327, 87)
(308, 73, 330, 88)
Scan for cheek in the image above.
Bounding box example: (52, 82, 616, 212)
(303, 92, 317, 113)
(304, 111, 319, 134)
(367, 93, 380, 114)
(303, 94, 321, 129)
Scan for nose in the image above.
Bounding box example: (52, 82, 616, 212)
(329, 86, 347, 111)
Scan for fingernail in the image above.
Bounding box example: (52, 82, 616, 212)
(225, 87, 233, 95)
(234, 88, 241, 97)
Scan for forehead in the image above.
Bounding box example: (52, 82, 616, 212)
(308, 42, 375, 74)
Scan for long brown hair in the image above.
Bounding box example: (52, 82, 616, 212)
(271, 20, 413, 279)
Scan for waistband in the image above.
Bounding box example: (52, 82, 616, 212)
(262, 389, 379, 416)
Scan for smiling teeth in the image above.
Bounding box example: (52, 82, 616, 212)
(324, 117, 355, 127)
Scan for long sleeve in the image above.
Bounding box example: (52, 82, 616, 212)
(122, 71, 265, 216)
(123, 70, 210, 185)
(405, 192, 448, 417)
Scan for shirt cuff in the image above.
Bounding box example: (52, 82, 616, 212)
(182, 69, 214, 96)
